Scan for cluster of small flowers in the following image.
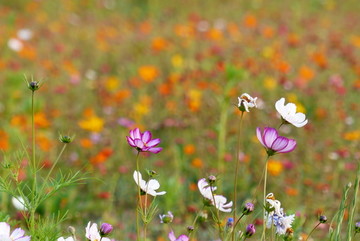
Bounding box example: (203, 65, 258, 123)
(58, 222, 113, 241)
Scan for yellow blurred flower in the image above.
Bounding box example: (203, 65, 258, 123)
(78, 114, 104, 132)
(263, 77, 277, 90)
(267, 160, 283, 176)
(171, 55, 183, 68)
(343, 130, 360, 141)
(286, 94, 306, 113)
(105, 76, 120, 91)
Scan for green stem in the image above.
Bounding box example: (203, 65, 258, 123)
(305, 222, 321, 241)
(30, 91, 36, 231)
(261, 156, 270, 241)
(210, 184, 223, 240)
(232, 111, 244, 241)
(43, 144, 67, 184)
(233, 213, 245, 230)
(135, 152, 141, 241)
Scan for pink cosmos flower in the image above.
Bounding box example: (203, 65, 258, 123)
(256, 127, 296, 156)
(168, 230, 189, 241)
(126, 128, 162, 154)
(0, 222, 30, 241)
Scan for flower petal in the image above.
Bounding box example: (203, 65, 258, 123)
(147, 147, 162, 154)
(134, 139, 144, 149)
(263, 127, 278, 148)
(0, 222, 10, 236)
(10, 228, 25, 239)
(278, 139, 296, 153)
(275, 98, 285, 114)
(168, 230, 176, 241)
(271, 137, 289, 152)
(147, 179, 160, 190)
(142, 131, 152, 143)
(146, 138, 161, 147)
(133, 128, 141, 139)
(126, 136, 136, 147)
(15, 237, 31, 241)
(256, 127, 266, 147)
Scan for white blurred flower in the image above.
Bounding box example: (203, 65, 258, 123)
(275, 97, 308, 127)
(17, 29, 33, 41)
(85, 222, 111, 241)
(197, 178, 233, 213)
(238, 93, 257, 112)
(57, 237, 74, 241)
(133, 171, 166, 196)
(8, 38, 23, 52)
(12, 196, 28, 211)
(0, 222, 30, 241)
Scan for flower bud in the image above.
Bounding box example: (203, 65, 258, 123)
(28, 81, 40, 92)
(319, 215, 327, 223)
(147, 169, 158, 178)
(242, 202, 254, 215)
(159, 211, 174, 224)
(207, 175, 216, 185)
(245, 224, 255, 237)
(67, 226, 76, 236)
(100, 223, 113, 235)
(187, 226, 194, 233)
(59, 134, 74, 144)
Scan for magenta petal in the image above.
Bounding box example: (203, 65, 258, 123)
(256, 127, 266, 147)
(271, 137, 289, 152)
(134, 128, 141, 139)
(263, 127, 278, 148)
(146, 138, 161, 147)
(129, 129, 135, 139)
(142, 131, 152, 143)
(148, 147, 162, 154)
(134, 139, 144, 149)
(278, 139, 296, 153)
(177, 235, 189, 241)
(126, 136, 136, 147)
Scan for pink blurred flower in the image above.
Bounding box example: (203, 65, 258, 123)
(256, 127, 296, 156)
(126, 128, 162, 154)
(168, 230, 189, 241)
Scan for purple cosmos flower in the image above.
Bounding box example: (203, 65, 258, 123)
(100, 223, 113, 235)
(168, 230, 189, 241)
(0, 222, 31, 241)
(245, 224, 256, 237)
(256, 127, 296, 156)
(126, 128, 162, 154)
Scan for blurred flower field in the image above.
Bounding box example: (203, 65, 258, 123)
(0, 0, 360, 240)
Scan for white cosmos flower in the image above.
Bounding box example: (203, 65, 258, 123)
(85, 222, 111, 241)
(17, 29, 33, 41)
(133, 171, 166, 196)
(0, 222, 30, 241)
(8, 38, 23, 52)
(197, 178, 233, 213)
(238, 93, 257, 112)
(57, 237, 74, 241)
(275, 98, 308, 127)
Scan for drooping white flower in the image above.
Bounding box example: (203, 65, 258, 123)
(238, 93, 257, 112)
(275, 98, 308, 127)
(133, 171, 166, 196)
(57, 237, 74, 241)
(197, 178, 233, 213)
(12, 196, 28, 211)
(0, 222, 30, 241)
(85, 222, 111, 241)
(265, 193, 295, 235)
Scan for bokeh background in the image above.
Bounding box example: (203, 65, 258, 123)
(1, 0, 360, 240)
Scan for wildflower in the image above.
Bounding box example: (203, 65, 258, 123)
(256, 127, 296, 156)
(159, 211, 174, 224)
(59, 134, 74, 144)
(133, 171, 166, 196)
(85, 222, 111, 241)
(12, 196, 28, 211)
(237, 93, 257, 112)
(126, 128, 162, 154)
(0, 222, 30, 241)
(265, 193, 295, 235)
(8, 38, 23, 52)
(226, 218, 234, 229)
(27, 80, 40, 92)
(275, 98, 308, 127)
(245, 224, 256, 237)
(198, 178, 233, 212)
(168, 230, 189, 241)
(100, 223, 113, 235)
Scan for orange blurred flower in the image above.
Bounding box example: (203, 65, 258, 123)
(184, 144, 196, 155)
(191, 158, 203, 168)
(90, 147, 113, 165)
(36, 134, 53, 151)
(244, 14, 257, 28)
(35, 112, 51, 128)
(80, 138, 93, 148)
(267, 160, 283, 176)
(343, 130, 360, 141)
(0, 130, 9, 151)
(152, 37, 169, 52)
(138, 65, 159, 83)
